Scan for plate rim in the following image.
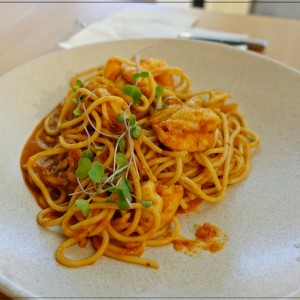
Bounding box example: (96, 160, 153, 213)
(1, 38, 300, 81)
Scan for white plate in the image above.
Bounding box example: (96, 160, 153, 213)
(1, 39, 300, 298)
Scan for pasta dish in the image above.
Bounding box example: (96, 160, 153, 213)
(21, 55, 259, 268)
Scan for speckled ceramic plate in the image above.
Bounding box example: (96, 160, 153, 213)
(1, 39, 300, 298)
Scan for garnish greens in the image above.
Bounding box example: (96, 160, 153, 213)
(72, 79, 84, 92)
(132, 71, 149, 81)
(155, 85, 165, 110)
(123, 85, 142, 105)
(73, 71, 153, 217)
(155, 85, 164, 98)
(73, 107, 83, 116)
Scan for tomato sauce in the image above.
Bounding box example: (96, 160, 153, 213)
(176, 198, 203, 215)
(172, 222, 227, 255)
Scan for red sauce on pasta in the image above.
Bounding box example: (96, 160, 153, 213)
(172, 222, 227, 255)
(176, 198, 203, 215)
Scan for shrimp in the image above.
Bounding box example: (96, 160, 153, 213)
(103, 59, 122, 82)
(156, 181, 183, 228)
(100, 103, 123, 133)
(121, 64, 152, 98)
(33, 149, 82, 193)
(150, 100, 221, 152)
(140, 58, 167, 70)
(103, 59, 152, 97)
(140, 180, 183, 231)
(140, 58, 174, 88)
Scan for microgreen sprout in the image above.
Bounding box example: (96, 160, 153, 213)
(105, 197, 115, 203)
(88, 161, 104, 183)
(118, 137, 126, 153)
(73, 107, 83, 116)
(130, 125, 142, 139)
(155, 85, 164, 98)
(95, 145, 105, 151)
(72, 97, 80, 104)
(155, 85, 165, 111)
(117, 113, 129, 123)
(72, 71, 149, 216)
(72, 79, 84, 92)
(74, 147, 134, 214)
(75, 151, 106, 184)
(122, 84, 142, 104)
(82, 149, 94, 160)
(116, 152, 128, 170)
(108, 178, 133, 210)
(118, 113, 142, 140)
(76, 79, 84, 88)
(128, 114, 136, 127)
(141, 200, 152, 208)
(75, 199, 90, 217)
(132, 71, 149, 81)
(75, 158, 92, 180)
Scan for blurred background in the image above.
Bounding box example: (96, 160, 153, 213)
(156, 0, 300, 19)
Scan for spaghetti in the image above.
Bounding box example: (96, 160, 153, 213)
(21, 55, 259, 268)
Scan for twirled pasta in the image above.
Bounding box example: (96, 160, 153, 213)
(21, 55, 259, 268)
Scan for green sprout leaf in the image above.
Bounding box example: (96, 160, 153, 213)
(128, 114, 136, 127)
(118, 178, 132, 201)
(118, 137, 126, 153)
(107, 180, 131, 199)
(123, 84, 142, 104)
(105, 196, 115, 203)
(118, 198, 131, 210)
(130, 125, 142, 139)
(122, 178, 133, 192)
(82, 149, 94, 161)
(88, 161, 104, 183)
(108, 178, 132, 211)
(72, 79, 84, 93)
(107, 186, 119, 194)
(76, 79, 84, 88)
(75, 158, 92, 180)
(133, 98, 141, 105)
(116, 152, 128, 170)
(117, 113, 128, 123)
(75, 199, 90, 217)
(73, 107, 83, 116)
(95, 145, 104, 151)
(132, 71, 149, 81)
(141, 200, 152, 208)
(72, 97, 80, 104)
(155, 85, 164, 98)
